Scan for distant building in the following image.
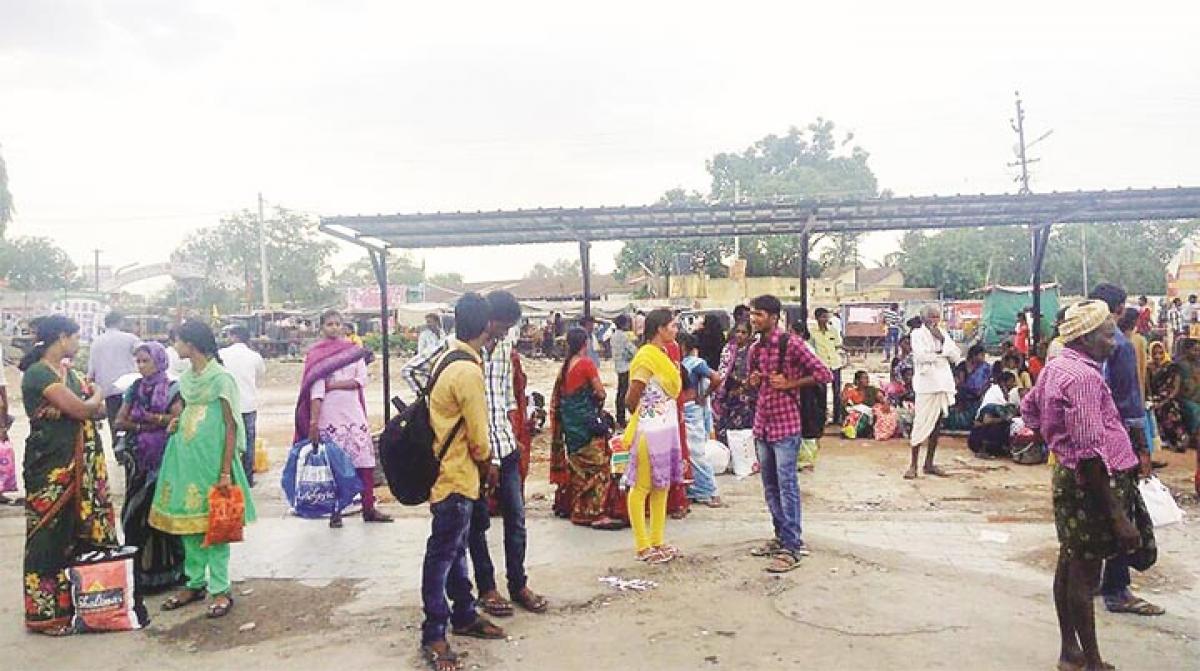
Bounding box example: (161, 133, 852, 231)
(424, 274, 631, 303)
(49, 294, 110, 342)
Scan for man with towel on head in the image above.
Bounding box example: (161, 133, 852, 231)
(906, 304, 961, 479)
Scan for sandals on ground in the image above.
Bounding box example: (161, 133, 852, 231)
(636, 547, 671, 564)
(422, 644, 466, 671)
(207, 593, 234, 618)
(162, 588, 206, 611)
(512, 588, 549, 614)
(479, 592, 514, 618)
(923, 465, 950, 477)
(451, 616, 506, 639)
(751, 539, 782, 557)
(766, 550, 803, 573)
(363, 510, 394, 523)
(1106, 596, 1165, 616)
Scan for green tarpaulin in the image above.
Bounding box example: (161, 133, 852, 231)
(978, 284, 1059, 348)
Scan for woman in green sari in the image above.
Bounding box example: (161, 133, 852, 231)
(21, 315, 118, 635)
(151, 321, 256, 618)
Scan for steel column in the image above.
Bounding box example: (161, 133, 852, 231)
(370, 248, 392, 422)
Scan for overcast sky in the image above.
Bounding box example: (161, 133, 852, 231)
(2, 1, 1198, 291)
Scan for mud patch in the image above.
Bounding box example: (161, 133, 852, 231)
(149, 579, 358, 652)
(1014, 545, 1196, 593)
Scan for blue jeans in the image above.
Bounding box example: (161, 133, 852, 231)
(884, 327, 900, 359)
(468, 451, 528, 596)
(421, 494, 478, 645)
(684, 403, 718, 502)
(241, 411, 257, 487)
(756, 433, 803, 552)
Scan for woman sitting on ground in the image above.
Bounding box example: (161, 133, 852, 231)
(948, 344, 990, 430)
(549, 328, 622, 529)
(968, 371, 1018, 458)
(1151, 338, 1190, 452)
(841, 371, 882, 438)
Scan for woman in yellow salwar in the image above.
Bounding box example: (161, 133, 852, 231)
(622, 309, 683, 564)
(151, 321, 256, 619)
(20, 316, 118, 635)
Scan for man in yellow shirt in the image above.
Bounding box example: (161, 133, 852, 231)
(810, 308, 846, 424)
(421, 292, 505, 667)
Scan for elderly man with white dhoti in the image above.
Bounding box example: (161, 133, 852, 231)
(906, 304, 961, 479)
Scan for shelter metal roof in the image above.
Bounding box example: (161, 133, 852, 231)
(321, 187, 1200, 250)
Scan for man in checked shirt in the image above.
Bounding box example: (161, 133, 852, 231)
(745, 295, 832, 573)
(403, 291, 548, 619)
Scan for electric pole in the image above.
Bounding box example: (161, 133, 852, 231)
(1009, 92, 1054, 353)
(258, 192, 270, 310)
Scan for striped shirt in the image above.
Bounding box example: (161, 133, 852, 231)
(402, 334, 518, 465)
(1020, 346, 1138, 474)
(881, 308, 903, 329)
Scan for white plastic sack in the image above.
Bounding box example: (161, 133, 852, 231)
(727, 429, 759, 477)
(706, 439, 731, 475)
(1138, 476, 1184, 527)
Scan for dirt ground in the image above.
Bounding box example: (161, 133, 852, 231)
(3, 355, 1199, 670)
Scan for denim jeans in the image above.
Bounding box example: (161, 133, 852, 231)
(884, 327, 900, 360)
(830, 370, 844, 424)
(421, 494, 478, 645)
(756, 433, 803, 552)
(684, 403, 718, 502)
(616, 371, 630, 426)
(468, 451, 528, 596)
(241, 411, 257, 487)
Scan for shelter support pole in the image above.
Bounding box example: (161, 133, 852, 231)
(370, 248, 392, 422)
(580, 239, 592, 317)
(799, 232, 811, 322)
(1030, 223, 1053, 356)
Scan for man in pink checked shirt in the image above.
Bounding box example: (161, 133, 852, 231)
(1021, 300, 1156, 671)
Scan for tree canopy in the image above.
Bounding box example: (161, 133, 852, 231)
(896, 221, 1200, 298)
(0, 145, 13, 237)
(615, 119, 880, 280)
(0, 236, 78, 292)
(174, 206, 338, 310)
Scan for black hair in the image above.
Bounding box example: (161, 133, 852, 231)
(105, 311, 124, 328)
(906, 316, 923, 330)
(454, 292, 490, 341)
(556, 327, 590, 390)
(1118, 307, 1140, 332)
(750, 294, 782, 317)
(643, 308, 674, 343)
(1088, 283, 1128, 314)
(19, 315, 80, 372)
(229, 325, 251, 342)
(814, 307, 829, 318)
(732, 304, 750, 321)
(968, 344, 986, 359)
(486, 290, 522, 325)
(676, 331, 697, 352)
(702, 313, 723, 333)
(998, 371, 1017, 385)
(178, 320, 222, 363)
(614, 314, 631, 330)
(1002, 352, 1021, 364)
(854, 370, 869, 383)
(580, 315, 595, 327)
(319, 309, 342, 325)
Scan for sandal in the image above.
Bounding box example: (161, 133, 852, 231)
(162, 588, 206, 611)
(452, 616, 506, 640)
(479, 592, 514, 618)
(636, 547, 670, 564)
(422, 644, 465, 671)
(751, 539, 782, 557)
(703, 497, 727, 508)
(923, 465, 949, 477)
(656, 544, 681, 560)
(590, 516, 626, 530)
(1106, 596, 1165, 616)
(512, 588, 548, 614)
(364, 510, 394, 523)
(207, 593, 234, 619)
(766, 550, 803, 573)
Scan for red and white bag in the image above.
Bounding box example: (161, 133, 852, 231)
(68, 548, 145, 632)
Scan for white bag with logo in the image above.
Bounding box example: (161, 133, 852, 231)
(726, 429, 759, 477)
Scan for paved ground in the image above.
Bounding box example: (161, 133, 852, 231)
(3, 357, 1199, 669)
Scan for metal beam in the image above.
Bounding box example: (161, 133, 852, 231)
(369, 248, 392, 422)
(580, 240, 592, 318)
(1030, 223, 1054, 355)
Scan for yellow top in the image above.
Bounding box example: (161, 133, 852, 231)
(810, 325, 843, 370)
(428, 338, 491, 504)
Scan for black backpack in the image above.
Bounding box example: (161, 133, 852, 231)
(379, 349, 475, 505)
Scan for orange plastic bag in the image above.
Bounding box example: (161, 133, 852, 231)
(203, 486, 245, 547)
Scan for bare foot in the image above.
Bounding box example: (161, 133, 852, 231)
(903, 467, 918, 479)
(923, 465, 949, 477)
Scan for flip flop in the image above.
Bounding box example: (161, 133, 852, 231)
(422, 645, 465, 671)
(1106, 596, 1165, 616)
(512, 588, 548, 614)
(766, 550, 803, 573)
(479, 593, 514, 618)
(923, 465, 950, 477)
(207, 594, 234, 619)
(452, 616, 506, 640)
(162, 588, 205, 611)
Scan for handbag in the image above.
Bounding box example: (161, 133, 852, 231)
(202, 485, 245, 547)
(69, 547, 146, 632)
(0, 439, 16, 492)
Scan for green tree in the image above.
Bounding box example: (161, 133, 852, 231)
(896, 221, 1200, 298)
(334, 253, 425, 288)
(175, 206, 338, 309)
(427, 272, 465, 288)
(615, 120, 881, 278)
(0, 144, 12, 237)
(0, 236, 78, 291)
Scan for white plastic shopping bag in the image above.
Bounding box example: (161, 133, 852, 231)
(727, 429, 759, 477)
(706, 439, 731, 475)
(1138, 476, 1184, 527)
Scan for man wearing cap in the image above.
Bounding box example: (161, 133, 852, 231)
(1088, 283, 1164, 618)
(1022, 300, 1156, 671)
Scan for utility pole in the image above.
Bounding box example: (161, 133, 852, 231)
(258, 192, 270, 310)
(1009, 92, 1054, 353)
(1012, 94, 1032, 195)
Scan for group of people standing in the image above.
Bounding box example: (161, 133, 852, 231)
(21, 314, 257, 633)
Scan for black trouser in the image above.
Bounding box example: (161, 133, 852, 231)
(105, 394, 124, 449)
(616, 371, 630, 426)
(830, 370, 844, 424)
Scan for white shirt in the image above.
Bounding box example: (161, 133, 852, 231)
(910, 325, 961, 395)
(218, 342, 266, 413)
(418, 328, 444, 355)
(978, 384, 1008, 418)
(165, 346, 191, 380)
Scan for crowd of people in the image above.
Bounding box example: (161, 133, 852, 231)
(11, 287, 1198, 671)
